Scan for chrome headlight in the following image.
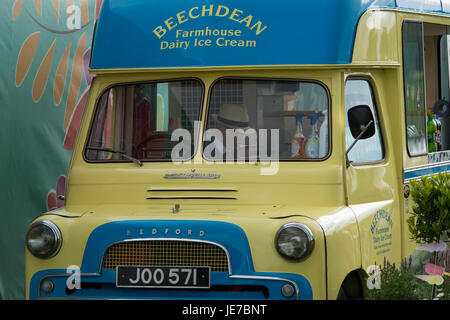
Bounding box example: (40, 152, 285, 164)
(26, 220, 62, 259)
(275, 223, 314, 261)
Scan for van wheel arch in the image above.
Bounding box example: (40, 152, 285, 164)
(336, 270, 365, 300)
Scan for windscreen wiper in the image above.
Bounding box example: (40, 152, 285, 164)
(86, 147, 143, 167)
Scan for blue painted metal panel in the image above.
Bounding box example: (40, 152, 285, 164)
(30, 269, 312, 300)
(90, 0, 379, 69)
(89, 0, 450, 70)
(29, 220, 313, 300)
(81, 220, 255, 275)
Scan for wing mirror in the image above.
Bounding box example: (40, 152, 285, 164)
(346, 105, 375, 168)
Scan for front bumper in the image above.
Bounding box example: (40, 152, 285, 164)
(29, 220, 312, 300)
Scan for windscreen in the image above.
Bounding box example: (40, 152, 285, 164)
(204, 79, 330, 161)
(85, 80, 203, 162)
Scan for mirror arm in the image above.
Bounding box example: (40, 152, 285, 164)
(345, 120, 374, 168)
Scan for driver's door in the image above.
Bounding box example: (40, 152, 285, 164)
(344, 77, 402, 272)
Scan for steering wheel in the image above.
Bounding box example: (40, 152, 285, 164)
(133, 132, 174, 159)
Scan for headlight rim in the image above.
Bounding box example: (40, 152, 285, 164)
(275, 222, 315, 261)
(26, 219, 62, 259)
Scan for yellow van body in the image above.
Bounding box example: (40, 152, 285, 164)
(25, 2, 450, 300)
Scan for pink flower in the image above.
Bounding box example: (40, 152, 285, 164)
(47, 175, 66, 211)
(415, 243, 448, 253)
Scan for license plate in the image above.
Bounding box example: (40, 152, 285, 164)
(116, 266, 210, 289)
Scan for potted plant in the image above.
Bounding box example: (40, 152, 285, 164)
(407, 172, 450, 299)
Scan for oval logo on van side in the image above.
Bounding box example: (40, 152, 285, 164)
(164, 173, 221, 179)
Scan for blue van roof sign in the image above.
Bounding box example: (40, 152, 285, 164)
(90, 0, 450, 70)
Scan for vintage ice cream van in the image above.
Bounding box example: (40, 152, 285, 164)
(25, 0, 450, 300)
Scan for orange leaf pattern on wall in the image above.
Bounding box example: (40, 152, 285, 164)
(12, 1, 104, 212)
(65, 32, 86, 130)
(33, 39, 57, 102)
(64, 87, 89, 150)
(33, 0, 42, 16)
(12, 0, 22, 20)
(96, 0, 103, 20)
(80, 0, 89, 25)
(15, 32, 41, 87)
(13, 0, 104, 145)
(52, 0, 60, 23)
(54, 43, 71, 106)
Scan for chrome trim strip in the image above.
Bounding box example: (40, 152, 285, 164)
(37, 272, 301, 300)
(99, 238, 233, 275)
(163, 173, 221, 179)
(148, 188, 237, 192)
(403, 160, 450, 183)
(146, 196, 238, 200)
(404, 160, 450, 173)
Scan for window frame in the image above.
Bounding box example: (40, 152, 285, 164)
(344, 76, 386, 166)
(202, 76, 333, 162)
(82, 77, 205, 164)
(402, 20, 428, 158)
(438, 33, 449, 102)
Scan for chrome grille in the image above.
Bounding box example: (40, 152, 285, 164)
(103, 240, 229, 272)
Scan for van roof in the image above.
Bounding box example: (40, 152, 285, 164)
(90, 0, 450, 70)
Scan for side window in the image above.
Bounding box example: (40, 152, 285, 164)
(345, 79, 384, 163)
(402, 21, 450, 163)
(435, 33, 450, 163)
(402, 21, 427, 156)
(403, 21, 450, 162)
